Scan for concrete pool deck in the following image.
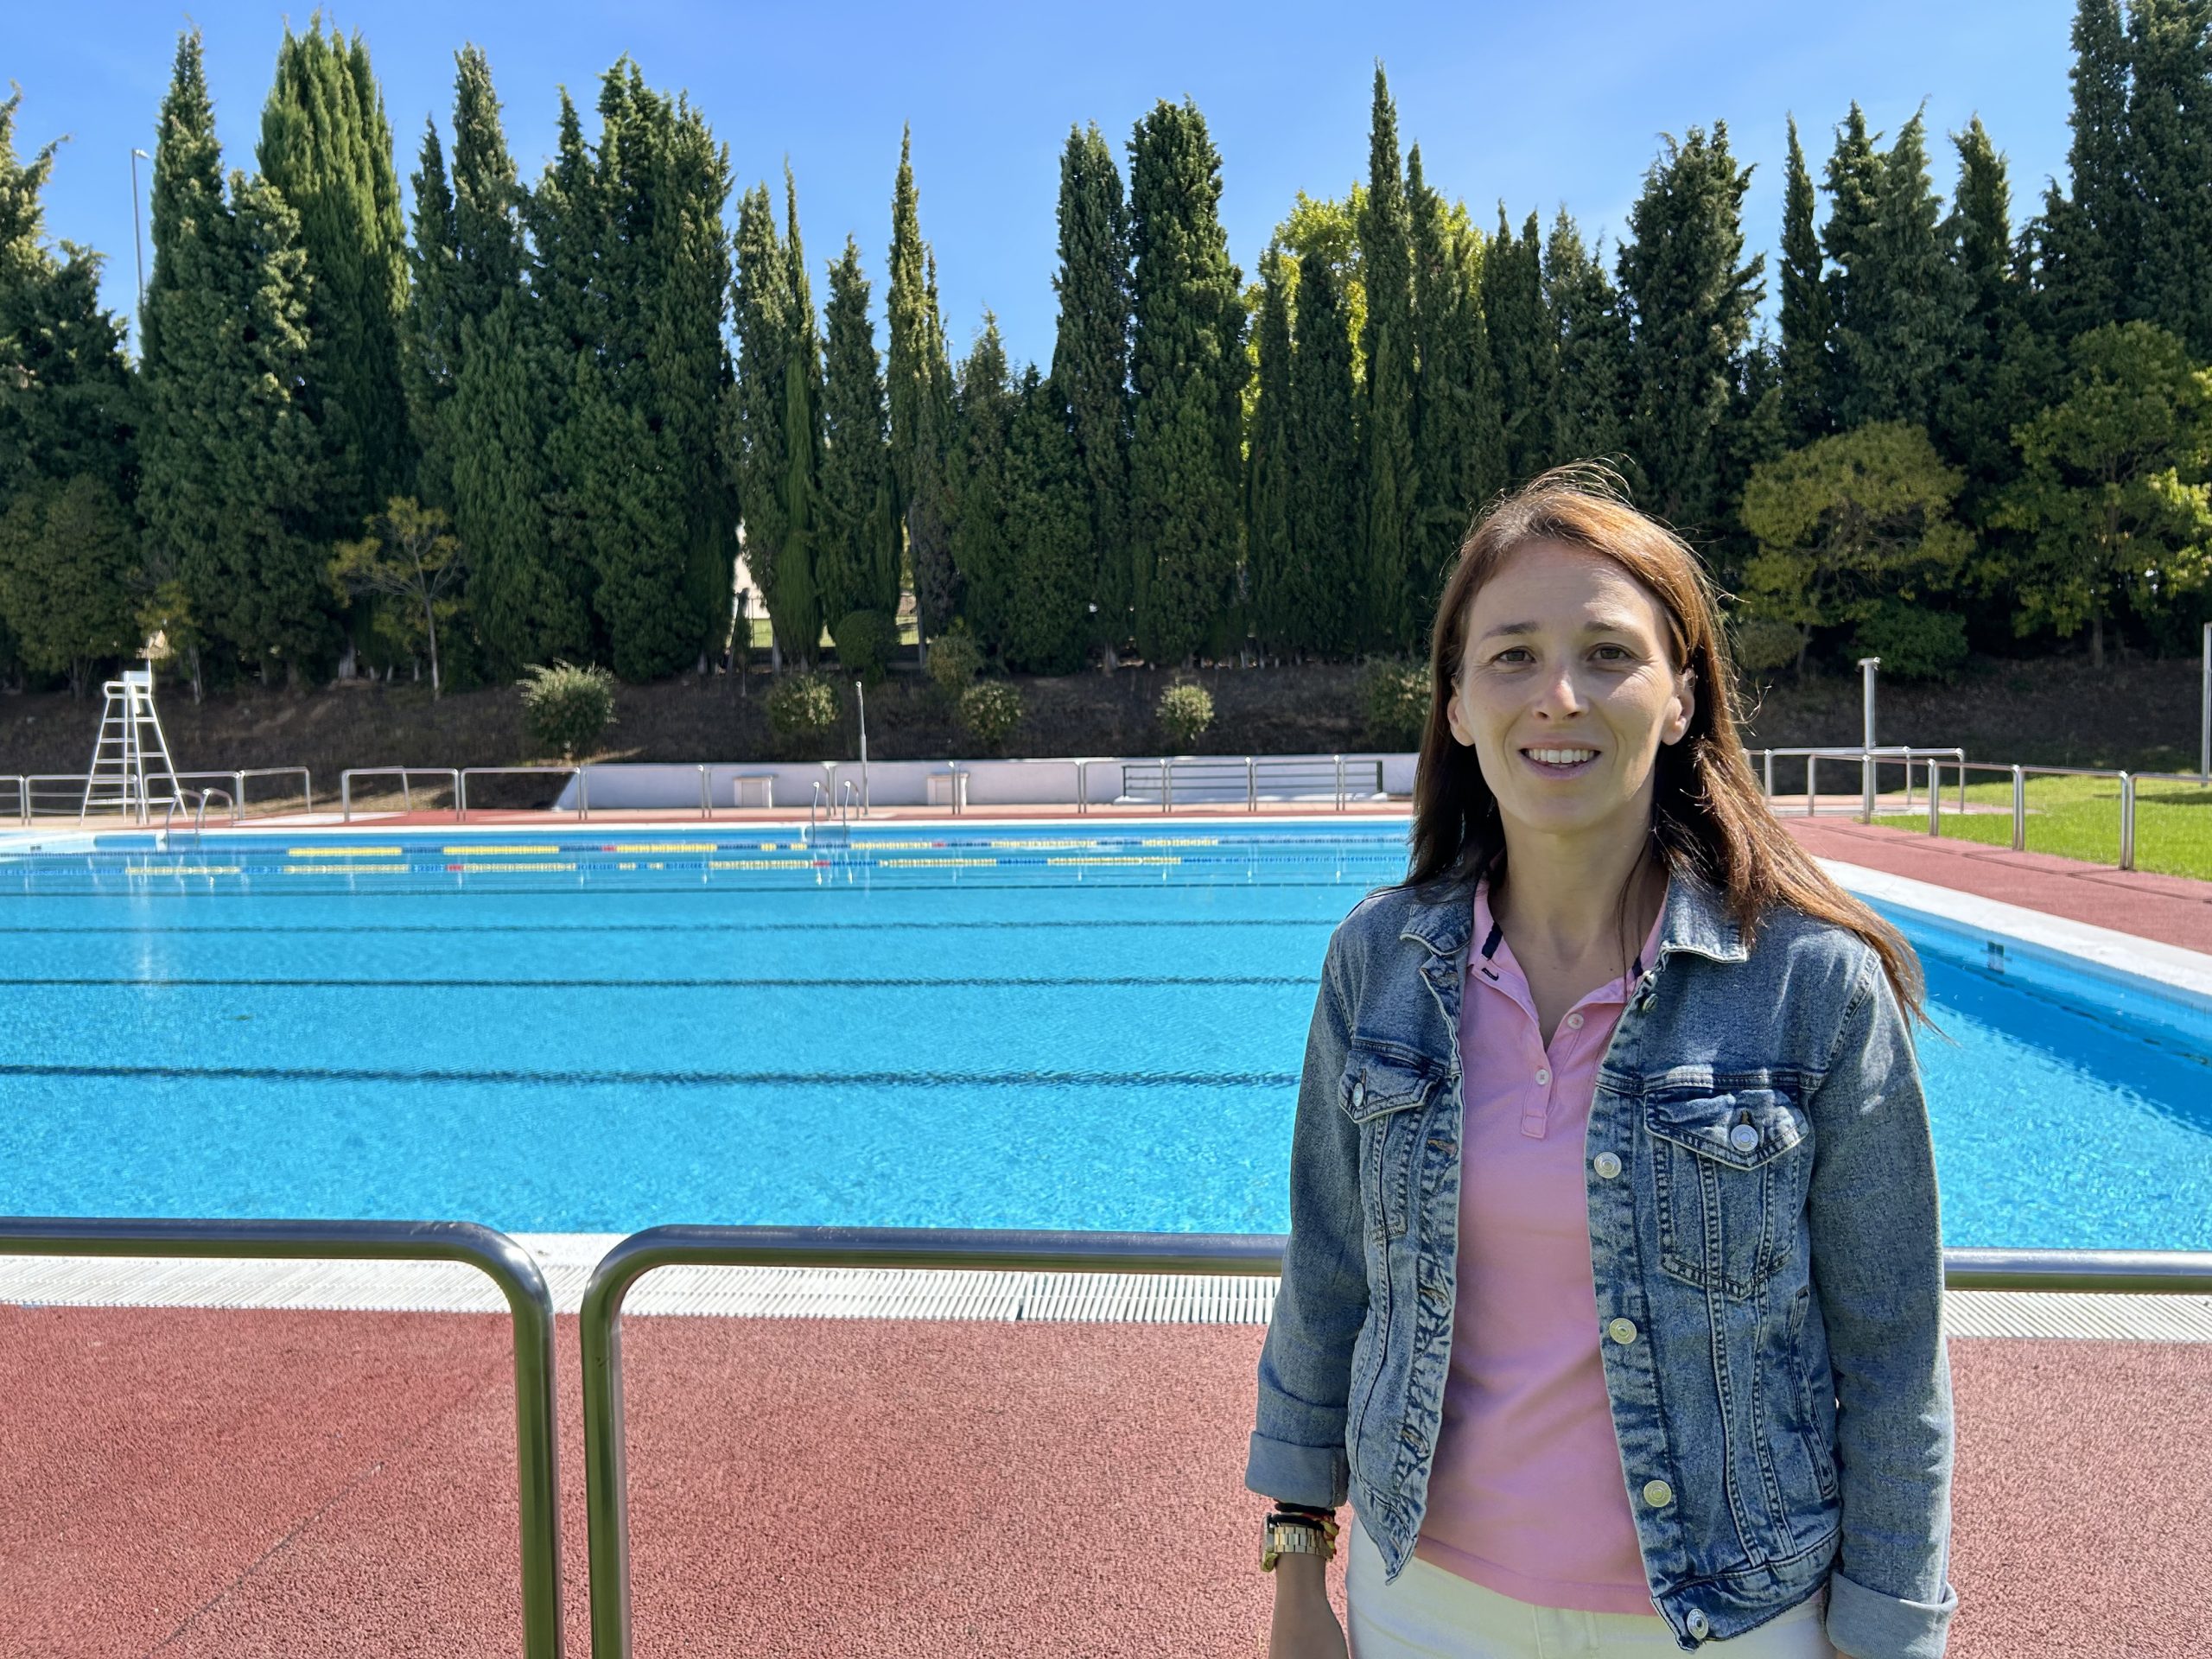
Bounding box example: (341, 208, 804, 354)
(4, 809, 2209, 1655)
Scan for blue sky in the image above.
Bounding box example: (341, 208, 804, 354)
(12, 0, 2075, 368)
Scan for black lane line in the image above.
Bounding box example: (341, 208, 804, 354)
(0, 1063, 1301, 1089)
(0, 975, 1316, 989)
(0, 918, 1338, 936)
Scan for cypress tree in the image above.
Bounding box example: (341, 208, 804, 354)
(1408, 149, 1504, 607)
(912, 254, 961, 644)
(731, 174, 822, 667)
(1777, 116, 1832, 442)
(1546, 210, 1630, 463)
(1837, 112, 1954, 428)
(257, 19, 410, 524)
(2125, 0, 2212, 355)
(1934, 118, 2042, 513)
(1358, 65, 1418, 652)
(1245, 247, 1295, 653)
(404, 122, 461, 506)
(1284, 251, 1361, 658)
(1821, 105, 1885, 427)
(1618, 124, 1764, 536)
(1484, 208, 1554, 483)
(1051, 123, 1133, 656)
(1127, 99, 1246, 665)
(817, 235, 899, 632)
(140, 29, 331, 684)
(1003, 367, 1093, 673)
(2042, 0, 2133, 341)
(884, 132, 961, 647)
(950, 315, 1018, 654)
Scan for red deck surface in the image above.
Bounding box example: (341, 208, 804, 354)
(2, 1307, 2206, 1658)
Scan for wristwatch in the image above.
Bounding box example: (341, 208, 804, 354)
(1261, 1514, 1336, 1571)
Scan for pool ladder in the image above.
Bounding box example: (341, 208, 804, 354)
(804, 779, 861, 856)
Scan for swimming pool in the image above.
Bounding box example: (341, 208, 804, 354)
(1, 821, 2206, 1248)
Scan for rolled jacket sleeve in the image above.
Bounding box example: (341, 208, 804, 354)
(1807, 951, 1960, 1659)
(1244, 934, 1370, 1509)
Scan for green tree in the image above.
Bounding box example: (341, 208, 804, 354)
(1546, 210, 1629, 463)
(817, 236, 899, 636)
(328, 497, 466, 695)
(1126, 99, 1246, 664)
(1004, 368, 1092, 672)
(257, 19, 410, 527)
(885, 130, 959, 648)
(1992, 321, 2212, 665)
(1052, 123, 1132, 655)
(1408, 149, 1503, 611)
(1834, 111, 1955, 428)
(1777, 117, 1832, 442)
(1284, 250, 1361, 658)
(2041, 0, 2133, 340)
(1484, 207, 1554, 483)
(1820, 104, 1885, 425)
(140, 31, 331, 683)
(1618, 124, 1764, 536)
(1357, 64, 1418, 651)
(2125, 0, 2212, 356)
(0, 475, 139, 696)
(1739, 422, 1972, 677)
(1245, 248, 1295, 652)
(950, 315, 1017, 654)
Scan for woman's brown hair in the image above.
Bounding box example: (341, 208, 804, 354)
(1406, 462, 1925, 1022)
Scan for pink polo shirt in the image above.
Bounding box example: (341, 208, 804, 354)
(1412, 880, 1666, 1614)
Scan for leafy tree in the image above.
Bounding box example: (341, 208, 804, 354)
(140, 31, 331, 683)
(257, 19, 410, 528)
(1992, 321, 2212, 664)
(1157, 677, 1214, 748)
(817, 235, 899, 632)
(1546, 210, 1629, 463)
(957, 678, 1022, 752)
(518, 659, 616, 760)
(0, 475, 139, 695)
(1740, 422, 1972, 679)
(1004, 369, 1092, 673)
(950, 315, 1018, 654)
(1126, 99, 1245, 664)
(328, 497, 466, 696)
(1618, 124, 1764, 537)
(1407, 149, 1502, 612)
(1777, 117, 1832, 443)
(1052, 123, 1132, 654)
(1357, 64, 1418, 651)
(1484, 207, 1554, 483)
(1284, 251, 1361, 658)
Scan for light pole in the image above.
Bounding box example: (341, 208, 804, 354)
(130, 148, 150, 339)
(1858, 657, 1880, 822)
(2200, 620, 2209, 784)
(854, 678, 868, 816)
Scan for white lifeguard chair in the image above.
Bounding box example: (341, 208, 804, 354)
(80, 669, 182, 823)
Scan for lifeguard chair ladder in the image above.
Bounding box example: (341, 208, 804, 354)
(79, 669, 182, 823)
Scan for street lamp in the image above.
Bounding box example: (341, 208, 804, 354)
(130, 148, 150, 335)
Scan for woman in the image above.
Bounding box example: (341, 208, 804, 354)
(1249, 467, 1956, 1659)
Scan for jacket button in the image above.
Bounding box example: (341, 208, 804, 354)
(1592, 1152, 1622, 1179)
(1607, 1317, 1638, 1344)
(1687, 1609, 1711, 1640)
(1642, 1478, 1673, 1508)
(1729, 1123, 1759, 1153)
(1352, 1080, 1366, 1109)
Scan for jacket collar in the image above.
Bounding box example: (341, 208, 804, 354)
(1397, 863, 1747, 965)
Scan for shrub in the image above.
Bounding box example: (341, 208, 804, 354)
(1853, 601, 1969, 683)
(1357, 658, 1429, 750)
(834, 609, 896, 685)
(925, 624, 983, 698)
(1157, 677, 1215, 751)
(958, 680, 1023, 753)
(1727, 615, 1809, 677)
(516, 660, 616, 760)
(765, 671, 843, 754)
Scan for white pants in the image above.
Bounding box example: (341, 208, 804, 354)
(1345, 1515, 1836, 1659)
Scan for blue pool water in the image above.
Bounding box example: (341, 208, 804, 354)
(1, 822, 2207, 1248)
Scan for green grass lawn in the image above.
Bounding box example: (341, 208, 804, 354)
(1872, 771, 2212, 880)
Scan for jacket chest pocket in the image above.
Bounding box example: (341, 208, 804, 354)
(1341, 1048, 1441, 1242)
(1645, 1086, 1811, 1297)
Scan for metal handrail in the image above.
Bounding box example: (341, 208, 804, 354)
(575, 1225, 2212, 1659)
(161, 785, 233, 842)
(458, 766, 582, 823)
(233, 766, 314, 818)
(2, 773, 23, 825)
(340, 766, 461, 823)
(0, 1216, 563, 1659)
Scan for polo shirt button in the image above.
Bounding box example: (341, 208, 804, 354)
(1534, 1067, 1550, 1086)
(1687, 1609, 1711, 1640)
(1566, 1013, 1585, 1030)
(1593, 1152, 1623, 1179)
(1642, 1478, 1674, 1508)
(1607, 1317, 1638, 1344)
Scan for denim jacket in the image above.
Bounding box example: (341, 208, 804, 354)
(1246, 869, 1958, 1658)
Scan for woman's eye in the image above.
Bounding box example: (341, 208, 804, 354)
(1493, 647, 1534, 665)
(1592, 645, 1632, 663)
